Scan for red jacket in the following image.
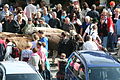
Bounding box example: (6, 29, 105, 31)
(107, 16, 114, 33)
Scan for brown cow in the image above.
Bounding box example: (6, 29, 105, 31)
(0, 28, 65, 57)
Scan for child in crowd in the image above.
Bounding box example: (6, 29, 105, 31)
(21, 42, 33, 62)
(28, 48, 40, 70)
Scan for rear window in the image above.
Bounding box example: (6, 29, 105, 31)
(6, 74, 43, 80)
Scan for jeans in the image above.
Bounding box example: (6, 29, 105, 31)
(100, 36, 108, 48)
(107, 32, 115, 50)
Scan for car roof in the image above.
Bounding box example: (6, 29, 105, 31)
(0, 61, 36, 74)
(76, 50, 120, 67)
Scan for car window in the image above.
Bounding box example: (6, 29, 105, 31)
(6, 74, 43, 80)
(68, 56, 85, 80)
(89, 67, 120, 80)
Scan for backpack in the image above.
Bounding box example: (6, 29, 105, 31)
(10, 45, 20, 58)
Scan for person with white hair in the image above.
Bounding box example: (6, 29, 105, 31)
(83, 18, 98, 41)
(54, 4, 63, 20)
(0, 4, 12, 21)
(62, 17, 76, 33)
(80, 16, 91, 35)
(48, 12, 61, 29)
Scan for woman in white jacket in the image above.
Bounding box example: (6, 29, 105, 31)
(28, 48, 40, 70)
(4, 39, 13, 61)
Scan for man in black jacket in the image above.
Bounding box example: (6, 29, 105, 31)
(4, 14, 20, 33)
(48, 12, 61, 29)
(87, 4, 99, 19)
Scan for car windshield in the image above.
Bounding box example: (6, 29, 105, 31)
(89, 67, 120, 80)
(6, 73, 42, 80)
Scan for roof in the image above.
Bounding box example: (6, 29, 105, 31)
(77, 50, 120, 67)
(0, 61, 36, 74)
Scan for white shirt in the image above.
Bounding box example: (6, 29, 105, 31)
(21, 49, 33, 61)
(28, 53, 40, 70)
(82, 8, 91, 17)
(83, 41, 99, 50)
(91, 31, 99, 40)
(85, 24, 95, 35)
(4, 42, 13, 60)
(24, 4, 37, 18)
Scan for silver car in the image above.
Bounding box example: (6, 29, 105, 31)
(0, 61, 43, 80)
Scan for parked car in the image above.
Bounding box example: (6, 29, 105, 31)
(65, 50, 120, 80)
(0, 61, 44, 80)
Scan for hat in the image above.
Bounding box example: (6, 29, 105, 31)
(28, 18, 32, 21)
(92, 18, 98, 23)
(4, 4, 9, 8)
(109, 1, 115, 6)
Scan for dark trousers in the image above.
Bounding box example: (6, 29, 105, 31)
(107, 32, 115, 50)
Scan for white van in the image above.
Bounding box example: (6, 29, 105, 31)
(0, 61, 43, 80)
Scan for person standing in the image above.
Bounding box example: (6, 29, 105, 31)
(0, 4, 12, 21)
(83, 35, 99, 50)
(108, 1, 116, 14)
(81, 2, 91, 18)
(34, 11, 42, 27)
(1, 13, 9, 32)
(80, 16, 91, 35)
(42, 7, 52, 24)
(87, 4, 99, 19)
(24, 0, 37, 18)
(49, 12, 61, 29)
(4, 39, 13, 61)
(107, 12, 115, 51)
(38, 30, 49, 57)
(62, 17, 76, 33)
(28, 48, 40, 70)
(21, 42, 33, 62)
(37, 42, 51, 80)
(31, 33, 39, 50)
(98, 15, 108, 48)
(22, 18, 35, 34)
(4, 14, 20, 33)
(16, 14, 26, 34)
(54, 4, 63, 20)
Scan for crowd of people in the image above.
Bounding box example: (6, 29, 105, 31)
(0, 0, 120, 79)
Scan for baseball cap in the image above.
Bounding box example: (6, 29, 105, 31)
(109, 1, 115, 6)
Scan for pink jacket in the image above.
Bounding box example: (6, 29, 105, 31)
(37, 46, 47, 62)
